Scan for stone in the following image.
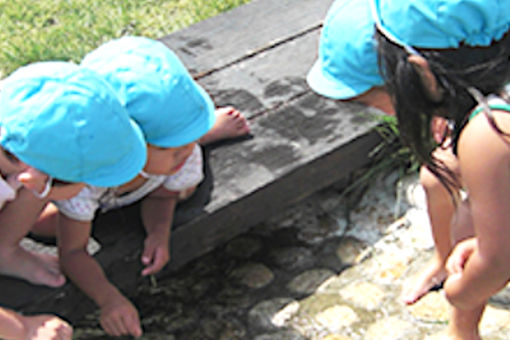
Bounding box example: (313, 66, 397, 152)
(287, 269, 336, 295)
(271, 301, 300, 327)
(269, 246, 314, 271)
(407, 291, 450, 323)
(335, 237, 368, 265)
(339, 281, 385, 310)
(249, 298, 297, 331)
(315, 305, 359, 332)
(199, 318, 247, 340)
(364, 316, 417, 340)
(365, 252, 409, 283)
(229, 262, 274, 289)
(480, 305, 510, 334)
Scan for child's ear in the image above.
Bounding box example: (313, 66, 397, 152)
(408, 54, 444, 103)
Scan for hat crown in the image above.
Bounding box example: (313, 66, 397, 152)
(0, 61, 147, 186)
(372, 0, 510, 48)
(82, 36, 216, 148)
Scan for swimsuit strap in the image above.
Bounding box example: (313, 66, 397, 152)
(453, 94, 510, 155)
(469, 96, 510, 137)
(469, 101, 510, 120)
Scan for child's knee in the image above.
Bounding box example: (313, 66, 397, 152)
(178, 186, 197, 201)
(419, 165, 445, 194)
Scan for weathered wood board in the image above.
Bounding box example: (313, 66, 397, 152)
(0, 0, 385, 322)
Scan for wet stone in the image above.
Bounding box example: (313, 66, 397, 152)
(314, 305, 359, 332)
(315, 275, 347, 294)
(364, 316, 418, 340)
(286, 269, 336, 295)
(248, 298, 297, 331)
(271, 301, 300, 327)
(296, 213, 343, 245)
(269, 246, 314, 271)
(334, 237, 368, 266)
(140, 301, 184, 328)
(225, 236, 263, 259)
(162, 312, 198, 333)
(339, 281, 385, 310)
(229, 262, 274, 289)
(216, 286, 256, 309)
(199, 317, 247, 340)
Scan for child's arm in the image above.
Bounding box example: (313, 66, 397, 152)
(0, 307, 72, 340)
(444, 113, 510, 310)
(140, 144, 203, 276)
(140, 185, 181, 276)
(57, 213, 142, 337)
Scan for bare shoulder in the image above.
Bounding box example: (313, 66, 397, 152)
(459, 110, 510, 160)
(458, 109, 510, 186)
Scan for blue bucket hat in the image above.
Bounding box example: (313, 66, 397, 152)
(81, 36, 216, 148)
(0, 61, 147, 187)
(371, 0, 510, 49)
(307, 0, 383, 100)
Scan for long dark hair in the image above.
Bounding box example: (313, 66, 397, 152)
(375, 29, 510, 194)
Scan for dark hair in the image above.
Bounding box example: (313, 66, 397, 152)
(375, 29, 510, 194)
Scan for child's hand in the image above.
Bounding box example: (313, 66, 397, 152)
(446, 237, 477, 276)
(431, 116, 450, 143)
(99, 295, 142, 338)
(22, 314, 73, 340)
(141, 232, 170, 276)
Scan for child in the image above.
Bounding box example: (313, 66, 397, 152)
(0, 170, 73, 340)
(30, 36, 250, 338)
(0, 61, 147, 339)
(306, 0, 461, 305)
(373, 0, 510, 338)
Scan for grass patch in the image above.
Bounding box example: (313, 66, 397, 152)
(0, 0, 250, 78)
(340, 115, 420, 204)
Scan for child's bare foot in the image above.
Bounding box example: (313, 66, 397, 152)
(401, 260, 447, 305)
(199, 107, 250, 145)
(0, 245, 65, 287)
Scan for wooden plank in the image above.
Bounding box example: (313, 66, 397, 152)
(200, 30, 321, 120)
(160, 0, 333, 77)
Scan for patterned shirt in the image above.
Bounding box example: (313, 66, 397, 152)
(54, 144, 204, 221)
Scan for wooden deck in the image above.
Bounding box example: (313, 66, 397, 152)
(0, 0, 383, 321)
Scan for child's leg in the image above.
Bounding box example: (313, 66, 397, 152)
(448, 304, 485, 340)
(0, 189, 65, 287)
(198, 107, 250, 145)
(29, 202, 59, 237)
(402, 149, 460, 304)
(446, 200, 482, 339)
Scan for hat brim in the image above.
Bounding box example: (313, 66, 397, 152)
(306, 60, 374, 100)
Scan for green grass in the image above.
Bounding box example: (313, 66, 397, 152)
(0, 0, 251, 78)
